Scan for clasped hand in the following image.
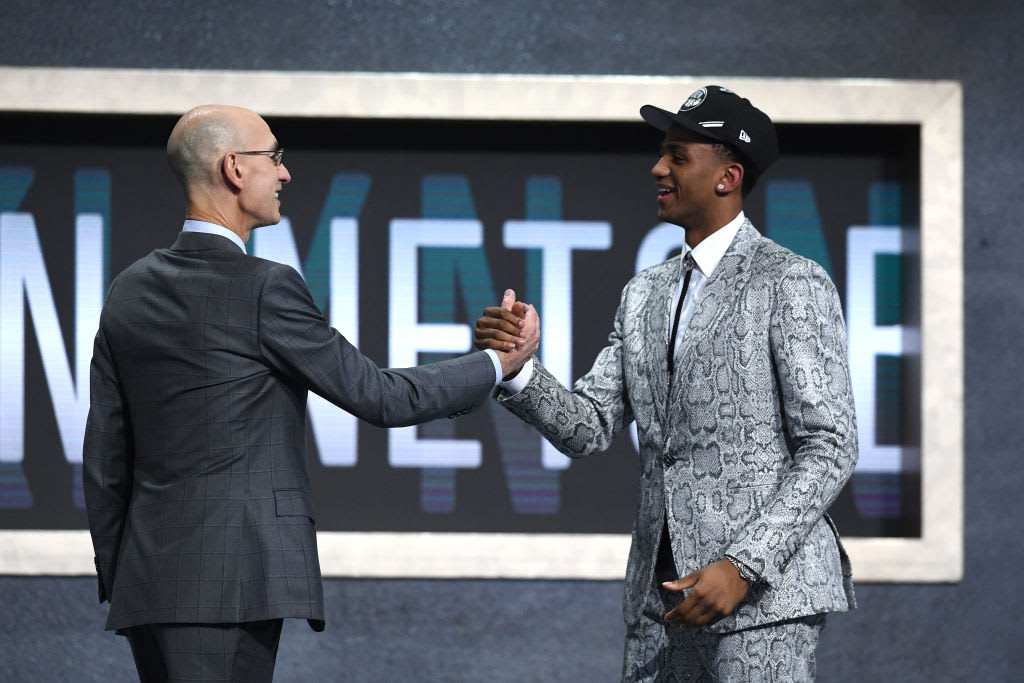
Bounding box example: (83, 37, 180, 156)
(474, 288, 540, 380)
(661, 558, 750, 628)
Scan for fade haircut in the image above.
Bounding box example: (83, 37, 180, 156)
(712, 143, 759, 198)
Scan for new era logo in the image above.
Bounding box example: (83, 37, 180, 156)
(739, 130, 751, 143)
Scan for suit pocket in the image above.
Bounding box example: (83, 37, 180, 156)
(274, 488, 317, 523)
(720, 482, 780, 535)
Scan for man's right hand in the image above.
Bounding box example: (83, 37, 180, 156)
(476, 289, 540, 380)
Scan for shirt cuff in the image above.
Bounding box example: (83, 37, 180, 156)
(482, 349, 504, 390)
(500, 358, 535, 395)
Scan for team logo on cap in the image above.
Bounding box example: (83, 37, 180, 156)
(679, 88, 707, 111)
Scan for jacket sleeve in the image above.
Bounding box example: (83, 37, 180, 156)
(496, 289, 633, 458)
(256, 264, 496, 427)
(725, 259, 858, 587)
(82, 315, 134, 604)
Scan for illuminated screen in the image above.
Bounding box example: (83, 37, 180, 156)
(0, 113, 920, 538)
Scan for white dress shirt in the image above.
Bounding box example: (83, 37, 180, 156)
(668, 211, 745, 359)
(503, 212, 745, 394)
(182, 219, 247, 253)
(180, 219, 504, 387)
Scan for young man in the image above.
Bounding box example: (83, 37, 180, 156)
(477, 86, 857, 681)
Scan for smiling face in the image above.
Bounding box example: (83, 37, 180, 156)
(234, 112, 291, 229)
(651, 125, 732, 232)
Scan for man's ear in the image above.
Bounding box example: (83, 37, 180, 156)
(222, 153, 243, 192)
(719, 162, 744, 194)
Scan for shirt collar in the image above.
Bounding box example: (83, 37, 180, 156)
(681, 211, 745, 279)
(182, 220, 247, 253)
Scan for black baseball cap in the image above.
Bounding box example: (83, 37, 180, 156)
(640, 85, 779, 180)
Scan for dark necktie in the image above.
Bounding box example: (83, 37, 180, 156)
(667, 252, 695, 375)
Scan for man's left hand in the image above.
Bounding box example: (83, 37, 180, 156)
(661, 558, 750, 628)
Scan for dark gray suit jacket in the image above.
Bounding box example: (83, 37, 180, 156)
(84, 231, 496, 632)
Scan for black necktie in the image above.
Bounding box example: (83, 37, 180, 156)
(667, 253, 695, 375)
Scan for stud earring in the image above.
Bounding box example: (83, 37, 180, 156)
(716, 183, 725, 190)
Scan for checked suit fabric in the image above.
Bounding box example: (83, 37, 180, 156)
(84, 230, 496, 632)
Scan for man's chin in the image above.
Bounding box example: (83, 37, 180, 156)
(657, 214, 686, 230)
(253, 215, 282, 230)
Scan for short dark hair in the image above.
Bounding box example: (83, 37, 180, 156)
(712, 143, 759, 198)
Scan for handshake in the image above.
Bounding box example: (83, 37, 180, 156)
(475, 288, 540, 382)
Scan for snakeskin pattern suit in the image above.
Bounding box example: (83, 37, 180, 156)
(498, 220, 857, 634)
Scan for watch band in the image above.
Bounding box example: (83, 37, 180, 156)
(725, 555, 759, 585)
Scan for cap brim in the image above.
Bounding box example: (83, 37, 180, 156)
(639, 104, 725, 144)
(639, 105, 678, 132)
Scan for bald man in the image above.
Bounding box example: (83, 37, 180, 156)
(83, 105, 538, 682)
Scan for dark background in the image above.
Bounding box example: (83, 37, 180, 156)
(0, 114, 918, 539)
(2, 1, 1020, 680)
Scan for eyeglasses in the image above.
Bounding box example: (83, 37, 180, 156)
(236, 148, 285, 165)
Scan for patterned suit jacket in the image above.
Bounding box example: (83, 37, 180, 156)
(84, 231, 496, 632)
(499, 220, 857, 633)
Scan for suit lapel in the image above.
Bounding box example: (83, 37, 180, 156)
(643, 259, 679, 429)
(672, 221, 760, 381)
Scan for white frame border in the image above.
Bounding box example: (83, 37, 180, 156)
(0, 68, 963, 582)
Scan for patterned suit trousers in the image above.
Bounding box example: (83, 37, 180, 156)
(623, 576, 825, 682)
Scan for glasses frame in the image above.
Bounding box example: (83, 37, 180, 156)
(235, 148, 284, 165)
